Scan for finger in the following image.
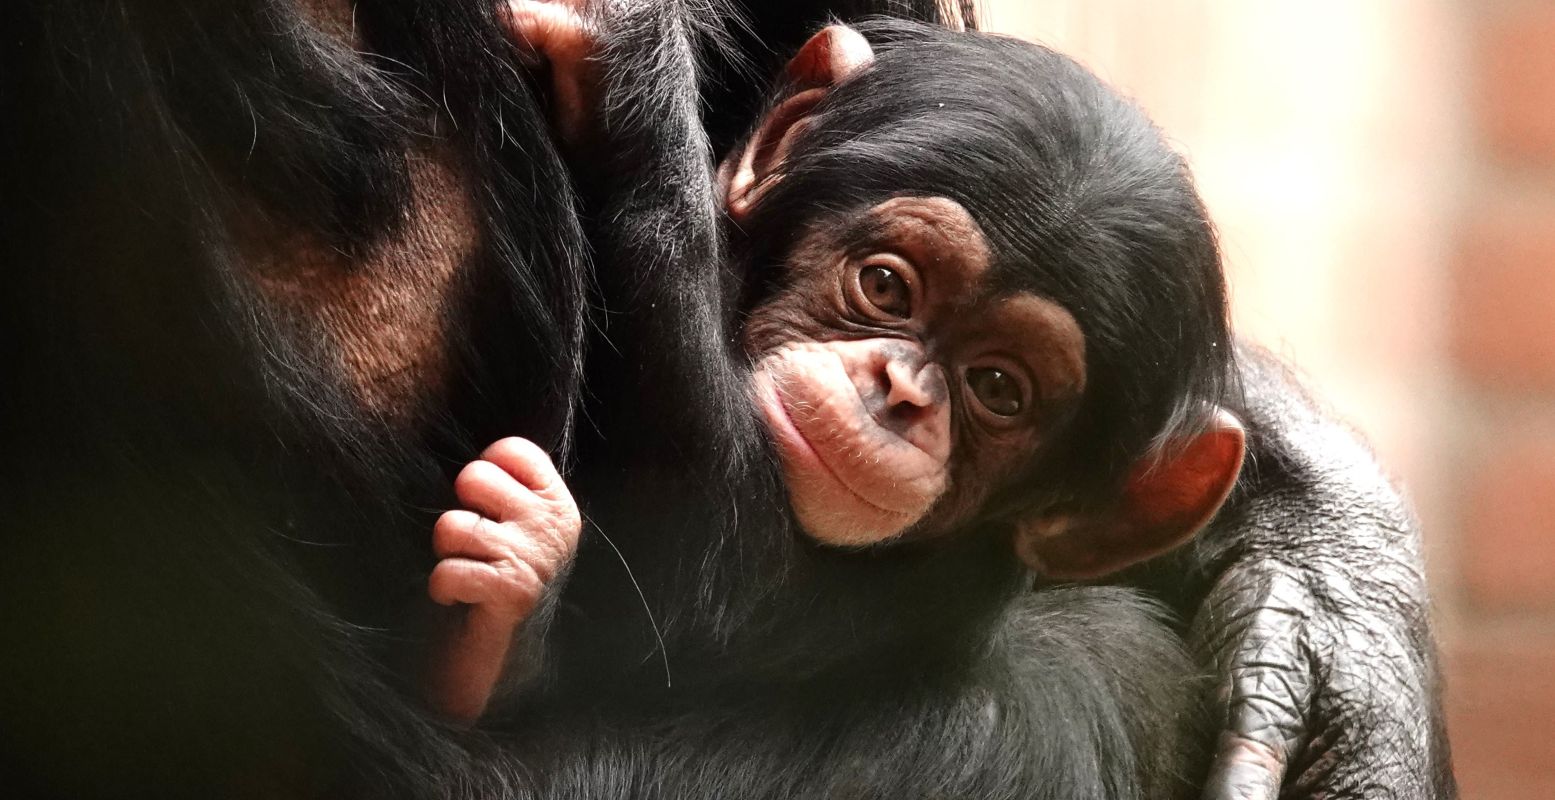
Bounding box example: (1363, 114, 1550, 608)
(433, 510, 506, 561)
(1197, 574, 1313, 800)
(500, 0, 587, 57)
(428, 558, 501, 607)
(1200, 732, 1286, 800)
(427, 558, 542, 616)
(453, 459, 533, 520)
(433, 510, 570, 583)
(1201, 663, 1306, 800)
(481, 437, 569, 499)
(499, 1, 598, 143)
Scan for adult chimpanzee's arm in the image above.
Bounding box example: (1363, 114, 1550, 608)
(1134, 345, 1455, 799)
(510, 0, 754, 458)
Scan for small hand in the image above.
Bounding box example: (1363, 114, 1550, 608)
(502, 0, 599, 144)
(426, 436, 582, 722)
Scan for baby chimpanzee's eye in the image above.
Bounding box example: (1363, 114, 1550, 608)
(967, 367, 1024, 417)
(858, 264, 911, 319)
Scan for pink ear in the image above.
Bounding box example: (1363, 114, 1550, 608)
(720, 25, 875, 223)
(785, 25, 876, 89)
(1014, 410, 1246, 579)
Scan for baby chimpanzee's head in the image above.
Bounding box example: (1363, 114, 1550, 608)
(721, 21, 1242, 580)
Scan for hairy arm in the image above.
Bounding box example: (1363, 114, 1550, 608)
(514, 0, 750, 453)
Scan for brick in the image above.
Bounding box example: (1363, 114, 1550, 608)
(1451, 193, 1555, 394)
(1459, 425, 1555, 612)
(1475, 5, 1555, 167)
(1445, 635, 1555, 800)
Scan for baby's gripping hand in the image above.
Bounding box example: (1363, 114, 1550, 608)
(426, 437, 581, 722)
(502, 0, 599, 145)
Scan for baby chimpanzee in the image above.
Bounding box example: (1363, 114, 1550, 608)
(425, 6, 1240, 795)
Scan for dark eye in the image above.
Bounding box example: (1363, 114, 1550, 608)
(967, 367, 1024, 417)
(858, 265, 911, 318)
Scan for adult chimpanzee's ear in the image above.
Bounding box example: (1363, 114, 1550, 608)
(1013, 410, 1246, 580)
(720, 25, 875, 223)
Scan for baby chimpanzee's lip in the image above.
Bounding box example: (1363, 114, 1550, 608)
(755, 375, 916, 533)
(753, 364, 936, 522)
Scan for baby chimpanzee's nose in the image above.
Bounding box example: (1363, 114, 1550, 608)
(836, 338, 952, 462)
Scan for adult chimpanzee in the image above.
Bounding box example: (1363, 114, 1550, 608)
(0, 0, 1453, 798)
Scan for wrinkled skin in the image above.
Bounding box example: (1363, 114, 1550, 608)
(1127, 345, 1455, 799)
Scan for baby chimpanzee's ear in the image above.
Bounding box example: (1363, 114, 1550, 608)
(719, 25, 875, 222)
(783, 24, 876, 90)
(1012, 410, 1246, 580)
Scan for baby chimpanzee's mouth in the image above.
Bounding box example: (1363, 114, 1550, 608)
(756, 376, 915, 519)
(752, 351, 947, 546)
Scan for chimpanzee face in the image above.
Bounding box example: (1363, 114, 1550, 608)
(742, 196, 1086, 546)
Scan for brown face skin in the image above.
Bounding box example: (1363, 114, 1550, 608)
(742, 196, 1087, 547)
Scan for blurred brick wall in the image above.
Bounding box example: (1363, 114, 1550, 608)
(984, 1, 1555, 796)
(1447, 2, 1555, 796)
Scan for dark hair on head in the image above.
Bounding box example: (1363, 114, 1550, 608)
(742, 18, 1238, 511)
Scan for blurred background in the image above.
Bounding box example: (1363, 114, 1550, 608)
(982, 1, 1553, 796)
